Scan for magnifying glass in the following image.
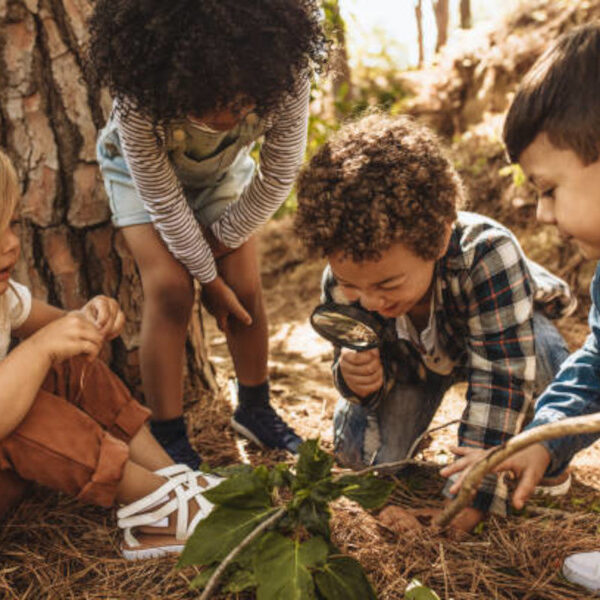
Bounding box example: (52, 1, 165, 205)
(310, 303, 384, 351)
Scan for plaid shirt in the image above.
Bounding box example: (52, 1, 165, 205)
(323, 212, 575, 515)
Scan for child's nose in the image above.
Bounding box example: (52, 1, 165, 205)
(360, 293, 384, 312)
(536, 196, 556, 224)
(1, 229, 19, 254)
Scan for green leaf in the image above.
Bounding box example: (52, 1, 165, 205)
(295, 439, 334, 487)
(296, 498, 331, 538)
(223, 568, 257, 593)
(178, 506, 278, 567)
(202, 469, 271, 508)
(190, 564, 218, 590)
(268, 463, 295, 490)
(405, 579, 441, 600)
(314, 555, 377, 600)
(310, 479, 344, 504)
(253, 532, 329, 600)
(337, 475, 394, 510)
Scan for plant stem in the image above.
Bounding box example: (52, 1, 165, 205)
(435, 413, 600, 528)
(199, 506, 287, 600)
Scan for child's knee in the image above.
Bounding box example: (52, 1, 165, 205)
(145, 276, 194, 325)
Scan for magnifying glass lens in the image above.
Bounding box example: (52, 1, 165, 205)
(311, 307, 380, 350)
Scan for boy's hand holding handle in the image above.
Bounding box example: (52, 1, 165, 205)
(201, 276, 252, 334)
(339, 347, 384, 399)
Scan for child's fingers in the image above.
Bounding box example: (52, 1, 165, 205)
(225, 291, 252, 326)
(341, 348, 379, 366)
(106, 310, 126, 340)
(340, 358, 381, 377)
(346, 370, 383, 387)
(512, 468, 539, 509)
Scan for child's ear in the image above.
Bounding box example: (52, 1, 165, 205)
(436, 223, 453, 259)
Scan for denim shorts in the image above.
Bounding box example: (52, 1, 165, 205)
(96, 122, 256, 229)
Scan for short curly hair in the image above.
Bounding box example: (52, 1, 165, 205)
(295, 114, 464, 262)
(88, 0, 328, 123)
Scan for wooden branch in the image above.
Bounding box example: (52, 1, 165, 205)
(199, 507, 286, 600)
(435, 414, 600, 528)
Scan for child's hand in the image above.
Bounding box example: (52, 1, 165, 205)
(80, 295, 125, 340)
(440, 443, 552, 510)
(201, 276, 252, 333)
(339, 347, 383, 399)
(440, 445, 492, 494)
(492, 443, 552, 509)
(32, 311, 104, 363)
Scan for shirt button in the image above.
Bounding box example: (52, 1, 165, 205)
(173, 129, 186, 143)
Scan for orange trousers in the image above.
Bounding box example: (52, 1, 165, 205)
(0, 356, 150, 517)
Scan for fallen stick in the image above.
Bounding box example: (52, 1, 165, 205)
(435, 413, 600, 528)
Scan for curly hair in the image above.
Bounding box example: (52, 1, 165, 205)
(88, 0, 328, 124)
(295, 114, 464, 262)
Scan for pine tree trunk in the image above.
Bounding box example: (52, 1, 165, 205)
(460, 0, 472, 29)
(432, 0, 449, 53)
(414, 0, 424, 69)
(0, 0, 216, 398)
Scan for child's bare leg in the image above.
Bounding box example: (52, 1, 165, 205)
(218, 236, 268, 384)
(220, 237, 302, 452)
(128, 425, 173, 472)
(120, 224, 200, 467)
(121, 224, 194, 420)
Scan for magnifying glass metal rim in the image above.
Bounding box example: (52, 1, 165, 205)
(310, 302, 383, 351)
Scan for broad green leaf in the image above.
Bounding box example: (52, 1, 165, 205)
(296, 498, 331, 538)
(190, 564, 217, 590)
(223, 568, 257, 593)
(268, 463, 295, 489)
(405, 579, 441, 600)
(178, 506, 278, 567)
(203, 470, 271, 508)
(295, 439, 334, 487)
(253, 532, 328, 600)
(310, 479, 344, 504)
(314, 555, 377, 600)
(337, 474, 394, 509)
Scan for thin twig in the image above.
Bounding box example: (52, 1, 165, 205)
(405, 419, 463, 460)
(199, 507, 286, 600)
(435, 413, 600, 527)
(350, 458, 434, 477)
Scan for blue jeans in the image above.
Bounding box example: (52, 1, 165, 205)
(333, 312, 570, 468)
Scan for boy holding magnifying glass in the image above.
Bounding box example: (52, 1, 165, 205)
(295, 114, 575, 532)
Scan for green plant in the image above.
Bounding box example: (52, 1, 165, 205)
(178, 439, 394, 599)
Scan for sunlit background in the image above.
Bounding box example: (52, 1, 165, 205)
(341, 0, 522, 68)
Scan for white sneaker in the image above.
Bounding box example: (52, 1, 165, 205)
(562, 551, 600, 592)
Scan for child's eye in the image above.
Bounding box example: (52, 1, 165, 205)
(540, 187, 555, 199)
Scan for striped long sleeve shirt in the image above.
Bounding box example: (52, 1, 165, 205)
(114, 80, 310, 283)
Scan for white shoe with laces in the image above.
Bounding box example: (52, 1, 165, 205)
(117, 465, 223, 560)
(562, 551, 600, 592)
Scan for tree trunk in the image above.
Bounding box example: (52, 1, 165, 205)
(0, 0, 216, 398)
(432, 0, 449, 53)
(460, 0, 472, 29)
(322, 0, 352, 120)
(414, 0, 424, 69)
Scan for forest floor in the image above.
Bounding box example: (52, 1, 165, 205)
(1, 217, 600, 600)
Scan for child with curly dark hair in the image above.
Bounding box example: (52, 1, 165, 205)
(89, 0, 328, 466)
(295, 114, 576, 532)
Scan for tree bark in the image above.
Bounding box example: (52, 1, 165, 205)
(414, 0, 424, 69)
(460, 0, 472, 29)
(432, 0, 449, 53)
(0, 0, 215, 398)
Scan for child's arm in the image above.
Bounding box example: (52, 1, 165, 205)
(210, 79, 310, 248)
(447, 235, 538, 517)
(0, 310, 104, 439)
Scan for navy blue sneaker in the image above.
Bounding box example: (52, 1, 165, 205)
(159, 435, 201, 470)
(231, 402, 303, 453)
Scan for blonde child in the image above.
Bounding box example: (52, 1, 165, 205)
(0, 149, 221, 560)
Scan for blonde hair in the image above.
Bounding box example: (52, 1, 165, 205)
(0, 149, 20, 232)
